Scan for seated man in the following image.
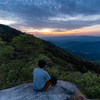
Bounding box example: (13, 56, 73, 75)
(32, 60, 57, 91)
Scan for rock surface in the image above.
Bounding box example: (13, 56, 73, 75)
(0, 80, 78, 100)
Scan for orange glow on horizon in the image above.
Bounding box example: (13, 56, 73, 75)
(20, 24, 100, 37)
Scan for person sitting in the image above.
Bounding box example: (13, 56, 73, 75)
(32, 60, 57, 91)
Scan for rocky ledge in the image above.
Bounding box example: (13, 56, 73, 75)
(0, 80, 79, 100)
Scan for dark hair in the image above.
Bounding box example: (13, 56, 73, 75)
(38, 60, 46, 68)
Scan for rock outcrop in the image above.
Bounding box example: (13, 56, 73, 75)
(0, 80, 78, 100)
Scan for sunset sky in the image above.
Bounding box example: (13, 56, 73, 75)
(0, 0, 100, 37)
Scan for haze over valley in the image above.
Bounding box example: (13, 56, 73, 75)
(41, 35, 100, 61)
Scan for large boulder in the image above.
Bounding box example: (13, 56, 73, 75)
(0, 80, 78, 100)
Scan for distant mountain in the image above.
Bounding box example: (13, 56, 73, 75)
(57, 41, 100, 60)
(41, 35, 100, 60)
(41, 35, 100, 43)
(0, 24, 99, 74)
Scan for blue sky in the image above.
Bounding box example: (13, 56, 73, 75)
(0, 0, 100, 37)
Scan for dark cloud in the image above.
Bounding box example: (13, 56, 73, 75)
(58, 0, 100, 15)
(23, 17, 100, 30)
(0, 0, 100, 30)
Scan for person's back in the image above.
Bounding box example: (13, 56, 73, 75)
(32, 60, 57, 91)
(32, 67, 50, 90)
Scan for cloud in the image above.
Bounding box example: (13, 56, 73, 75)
(0, 19, 16, 25)
(58, 0, 100, 15)
(48, 14, 100, 21)
(0, 0, 100, 31)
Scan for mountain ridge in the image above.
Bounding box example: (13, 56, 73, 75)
(0, 24, 100, 99)
(41, 35, 100, 60)
(0, 24, 100, 73)
(41, 35, 100, 42)
(0, 24, 23, 42)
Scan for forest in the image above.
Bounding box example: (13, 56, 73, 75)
(0, 24, 100, 99)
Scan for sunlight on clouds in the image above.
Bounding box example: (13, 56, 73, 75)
(32, 28, 54, 33)
(49, 14, 100, 21)
(0, 19, 16, 25)
(36, 24, 100, 36)
(55, 24, 100, 36)
(39, 29, 54, 32)
(20, 26, 54, 33)
(19, 24, 100, 37)
(75, 24, 100, 34)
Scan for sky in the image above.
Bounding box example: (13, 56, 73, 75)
(0, 0, 100, 37)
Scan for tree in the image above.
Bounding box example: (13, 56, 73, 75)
(12, 34, 44, 59)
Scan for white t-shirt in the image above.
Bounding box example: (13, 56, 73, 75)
(32, 68, 50, 90)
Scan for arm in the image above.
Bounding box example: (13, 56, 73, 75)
(45, 71, 51, 81)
